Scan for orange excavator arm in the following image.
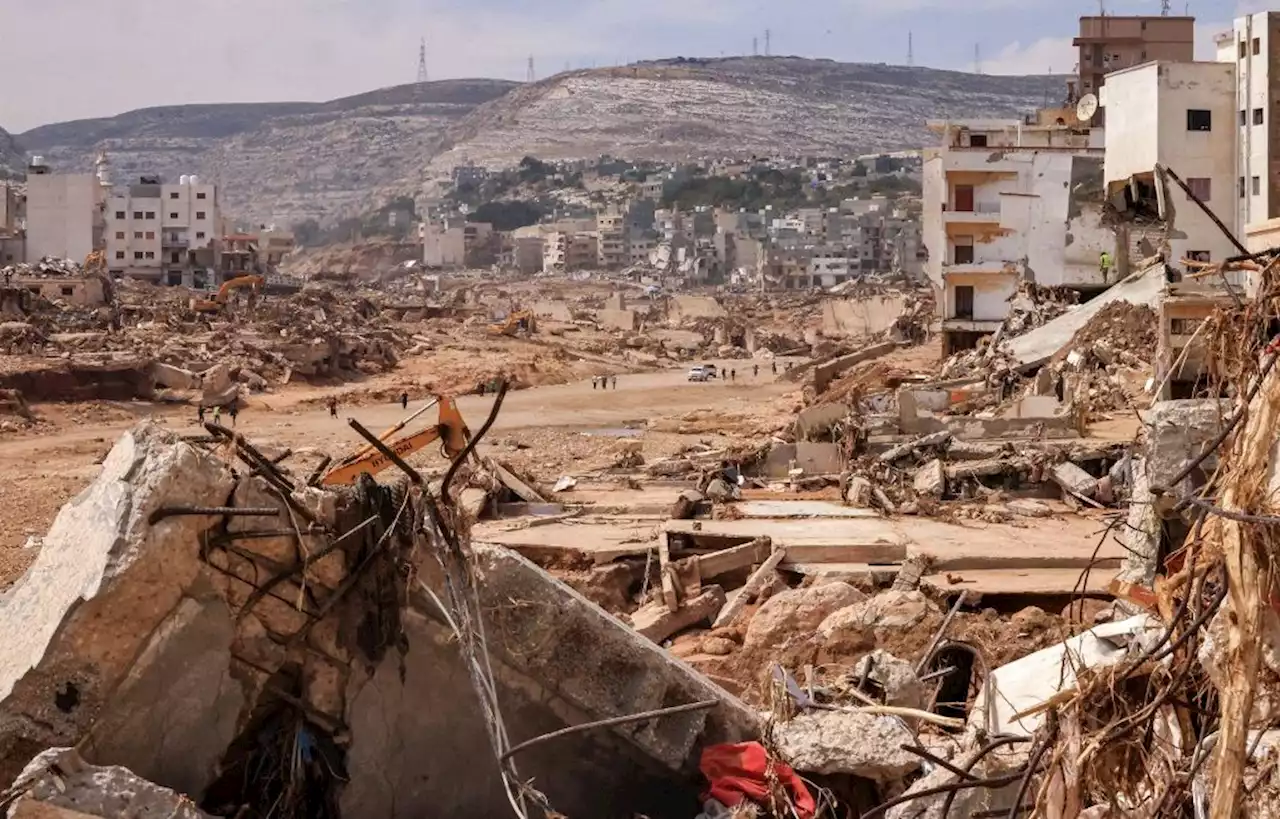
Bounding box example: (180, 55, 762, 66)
(320, 396, 471, 486)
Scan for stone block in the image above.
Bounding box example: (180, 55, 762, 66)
(1051, 461, 1098, 498)
(913, 459, 945, 497)
(631, 586, 727, 643)
(6, 748, 213, 819)
(773, 710, 920, 781)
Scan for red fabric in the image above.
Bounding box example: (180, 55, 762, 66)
(700, 742, 816, 819)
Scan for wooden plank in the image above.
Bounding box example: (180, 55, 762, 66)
(697, 538, 771, 578)
(712, 548, 788, 628)
(658, 534, 679, 613)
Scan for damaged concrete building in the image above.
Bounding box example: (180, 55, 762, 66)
(922, 117, 1115, 354)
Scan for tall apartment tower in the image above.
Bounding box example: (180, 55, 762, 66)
(1071, 16, 1195, 108)
(1218, 12, 1280, 226)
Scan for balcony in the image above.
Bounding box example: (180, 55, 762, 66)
(162, 234, 189, 248)
(942, 261, 1020, 277)
(943, 205, 1002, 226)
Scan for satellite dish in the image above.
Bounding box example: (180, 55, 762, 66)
(1076, 93, 1099, 123)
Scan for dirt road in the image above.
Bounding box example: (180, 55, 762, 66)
(0, 358, 804, 586)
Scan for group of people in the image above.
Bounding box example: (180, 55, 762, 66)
(196, 402, 238, 426)
(592, 374, 618, 390)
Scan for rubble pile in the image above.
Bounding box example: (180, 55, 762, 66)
(1002, 280, 1079, 336)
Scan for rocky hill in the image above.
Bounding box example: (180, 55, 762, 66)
(0, 127, 24, 180)
(17, 80, 519, 225)
(16, 58, 1063, 225)
(429, 58, 1061, 173)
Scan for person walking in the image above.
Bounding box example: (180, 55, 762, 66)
(611, 374, 617, 390)
(771, 361, 777, 375)
(730, 368, 736, 382)
(1099, 250, 1113, 281)
(592, 376, 598, 391)
(212, 405, 222, 426)
(228, 403, 239, 427)
(327, 397, 338, 418)
(400, 391, 408, 410)
(753, 363, 759, 378)
(197, 404, 206, 424)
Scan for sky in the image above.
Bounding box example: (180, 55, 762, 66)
(0, 0, 1264, 133)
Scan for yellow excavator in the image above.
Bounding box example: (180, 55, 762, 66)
(192, 274, 265, 314)
(319, 396, 472, 486)
(84, 250, 107, 276)
(488, 309, 537, 337)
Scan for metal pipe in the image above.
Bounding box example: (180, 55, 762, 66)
(150, 506, 279, 524)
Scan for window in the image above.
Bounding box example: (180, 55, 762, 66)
(1256, 108, 1265, 125)
(169, 192, 179, 200)
(196, 231, 206, 240)
(115, 231, 124, 240)
(115, 211, 125, 220)
(196, 192, 207, 200)
(132, 211, 143, 220)
(115, 251, 125, 260)
(196, 211, 207, 220)
(60, 286, 74, 297)
(1241, 110, 1248, 126)
(144, 251, 155, 260)
(134, 251, 144, 260)
(171, 252, 181, 264)
(1241, 177, 1247, 198)
(954, 285, 975, 319)
(1254, 37, 1262, 55)
(1188, 250, 1211, 263)
(1187, 109, 1212, 131)
(145, 211, 155, 220)
(1241, 40, 1248, 59)
(953, 244, 975, 264)
(1186, 177, 1211, 201)
(169, 212, 178, 220)
(1253, 176, 1262, 195)
(969, 134, 988, 147)
(145, 231, 155, 240)
(133, 231, 143, 239)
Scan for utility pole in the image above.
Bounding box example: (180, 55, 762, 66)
(417, 38, 429, 83)
(527, 56, 536, 82)
(1160, 0, 1171, 14)
(765, 29, 772, 57)
(753, 36, 759, 57)
(908, 31, 914, 66)
(974, 43, 982, 74)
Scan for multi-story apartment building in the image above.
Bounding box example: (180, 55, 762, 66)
(219, 228, 297, 279)
(105, 175, 219, 286)
(542, 232, 599, 272)
(25, 162, 106, 264)
(1072, 15, 1195, 108)
(628, 230, 657, 266)
(1217, 12, 1280, 229)
(597, 210, 628, 269)
(1102, 61, 1239, 269)
(922, 118, 1111, 353)
(809, 246, 855, 287)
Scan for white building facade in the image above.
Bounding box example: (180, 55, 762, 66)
(1103, 61, 1240, 269)
(922, 120, 1111, 353)
(25, 168, 105, 263)
(105, 176, 220, 285)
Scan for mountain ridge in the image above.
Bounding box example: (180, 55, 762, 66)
(12, 58, 1066, 225)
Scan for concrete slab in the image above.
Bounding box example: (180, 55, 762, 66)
(1006, 263, 1165, 369)
(735, 501, 880, 519)
(922, 568, 1116, 597)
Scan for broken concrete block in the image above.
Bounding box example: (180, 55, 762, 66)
(913, 459, 945, 497)
(1051, 461, 1098, 498)
(0, 423, 238, 788)
(844, 476, 873, 507)
(1117, 456, 1161, 587)
(1144, 399, 1231, 491)
(631, 586, 727, 643)
(851, 650, 928, 710)
(772, 710, 920, 781)
(743, 582, 866, 652)
(6, 747, 213, 819)
(670, 489, 705, 520)
(1006, 498, 1051, 518)
(151, 362, 199, 391)
(818, 591, 936, 648)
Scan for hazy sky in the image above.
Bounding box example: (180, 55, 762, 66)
(0, 0, 1258, 133)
